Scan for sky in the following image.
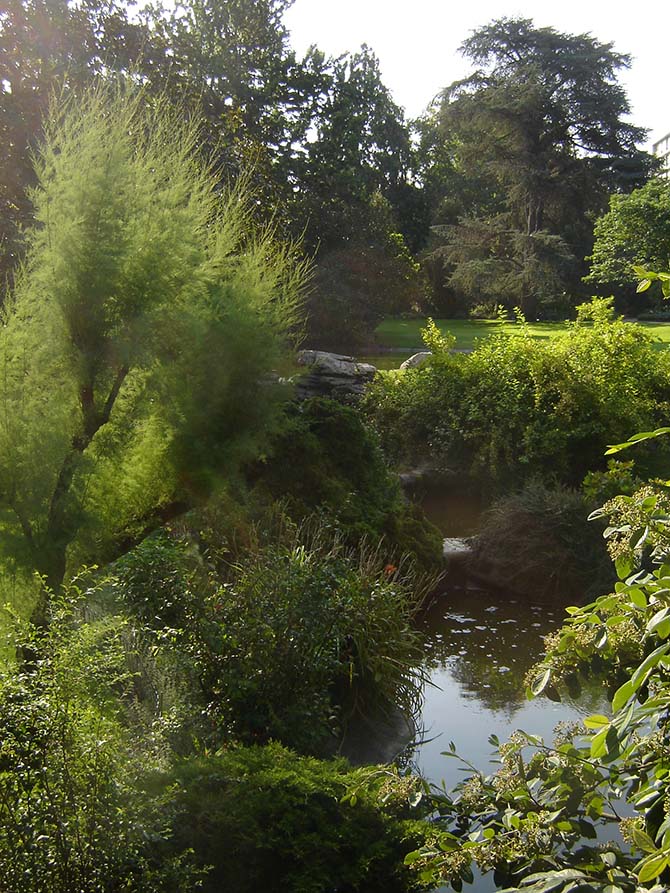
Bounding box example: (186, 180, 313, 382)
(283, 0, 670, 149)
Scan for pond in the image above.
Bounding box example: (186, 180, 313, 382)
(415, 580, 604, 788)
(344, 483, 609, 892)
(416, 483, 605, 778)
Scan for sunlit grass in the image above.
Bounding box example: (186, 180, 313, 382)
(372, 317, 670, 353)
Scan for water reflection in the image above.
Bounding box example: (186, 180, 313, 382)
(413, 578, 606, 789)
(422, 584, 562, 713)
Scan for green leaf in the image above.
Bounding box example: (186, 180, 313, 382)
(606, 615, 628, 627)
(630, 588, 647, 608)
(637, 278, 652, 293)
(605, 427, 670, 455)
(631, 642, 670, 690)
(637, 852, 670, 883)
(612, 679, 634, 712)
(590, 723, 610, 758)
(633, 826, 658, 854)
(518, 869, 591, 892)
(647, 609, 670, 637)
(584, 714, 610, 729)
(615, 554, 633, 580)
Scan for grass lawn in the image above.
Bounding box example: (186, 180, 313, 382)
(373, 317, 670, 353)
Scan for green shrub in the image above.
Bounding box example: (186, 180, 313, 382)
(0, 582, 201, 893)
(255, 398, 443, 567)
(582, 458, 641, 504)
(115, 525, 431, 754)
(164, 742, 430, 893)
(365, 301, 670, 485)
(0, 576, 431, 893)
(471, 482, 614, 602)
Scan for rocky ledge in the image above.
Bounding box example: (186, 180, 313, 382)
(295, 350, 377, 400)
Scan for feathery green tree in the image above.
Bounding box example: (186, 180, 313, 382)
(0, 84, 305, 613)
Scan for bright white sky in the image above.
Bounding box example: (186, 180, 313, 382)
(284, 0, 670, 149)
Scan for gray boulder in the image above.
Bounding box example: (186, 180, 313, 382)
(443, 537, 473, 570)
(399, 351, 432, 370)
(295, 350, 377, 400)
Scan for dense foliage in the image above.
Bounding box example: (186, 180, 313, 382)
(0, 85, 304, 604)
(365, 302, 670, 485)
(0, 578, 431, 892)
(166, 744, 430, 893)
(0, 584, 203, 892)
(0, 0, 422, 343)
(2, 7, 668, 892)
(419, 18, 654, 318)
(114, 519, 431, 754)
(586, 179, 670, 310)
(255, 397, 443, 568)
(1, 4, 654, 330)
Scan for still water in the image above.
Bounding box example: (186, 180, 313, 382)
(408, 485, 605, 787)
(391, 487, 606, 891)
(414, 581, 604, 789)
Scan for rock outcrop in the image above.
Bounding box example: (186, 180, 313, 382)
(295, 350, 377, 400)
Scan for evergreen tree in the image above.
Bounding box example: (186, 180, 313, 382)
(426, 18, 655, 317)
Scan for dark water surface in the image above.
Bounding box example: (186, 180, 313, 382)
(414, 582, 604, 788)
(392, 486, 606, 891)
(412, 486, 605, 786)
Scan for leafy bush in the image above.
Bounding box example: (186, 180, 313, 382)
(0, 577, 431, 893)
(164, 743, 430, 893)
(115, 524, 431, 754)
(582, 458, 641, 504)
(365, 301, 670, 485)
(471, 481, 613, 602)
(256, 398, 443, 567)
(0, 581, 201, 893)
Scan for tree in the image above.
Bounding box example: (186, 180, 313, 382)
(586, 179, 670, 309)
(1, 1, 418, 347)
(292, 45, 412, 253)
(425, 18, 654, 317)
(0, 0, 151, 292)
(144, 0, 327, 214)
(0, 85, 304, 610)
(291, 46, 422, 344)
